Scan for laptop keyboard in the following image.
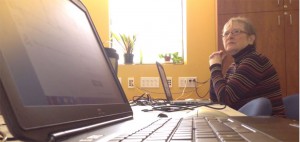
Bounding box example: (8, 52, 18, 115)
(108, 116, 278, 142)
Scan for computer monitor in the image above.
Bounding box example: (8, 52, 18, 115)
(0, 0, 131, 141)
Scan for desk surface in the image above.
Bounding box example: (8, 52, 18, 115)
(131, 104, 246, 119)
(197, 104, 246, 116)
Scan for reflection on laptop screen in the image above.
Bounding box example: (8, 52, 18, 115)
(4, 0, 124, 106)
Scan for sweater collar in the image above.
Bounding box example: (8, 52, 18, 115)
(232, 44, 256, 64)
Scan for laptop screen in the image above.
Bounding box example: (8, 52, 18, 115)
(156, 62, 173, 101)
(0, 0, 132, 141)
(3, 0, 123, 106)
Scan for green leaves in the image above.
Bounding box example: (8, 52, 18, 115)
(112, 33, 136, 54)
(172, 52, 183, 64)
(158, 52, 183, 64)
(158, 53, 171, 59)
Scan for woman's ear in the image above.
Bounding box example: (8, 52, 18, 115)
(248, 35, 256, 45)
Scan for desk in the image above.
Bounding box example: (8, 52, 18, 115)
(11, 105, 299, 142)
(4, 104, 295, 142)
(0, 116, 13, 141)
(131, 104, 245, 119)
(197, 104, 246, 116)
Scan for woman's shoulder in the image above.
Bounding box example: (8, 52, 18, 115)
(243, 52, 271, 63)
(240, 52, 274, 69)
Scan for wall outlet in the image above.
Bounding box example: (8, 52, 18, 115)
(128, 77, 134, 88)
(178, 77, 197, 87)
(140, 77, 159, 88)
(167, 77, 172, 88)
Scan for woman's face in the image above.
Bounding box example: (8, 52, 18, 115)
(222, 21, 255, 55)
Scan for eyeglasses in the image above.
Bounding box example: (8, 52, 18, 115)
(222, 29, 248, 37)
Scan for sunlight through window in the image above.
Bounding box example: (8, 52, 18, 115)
(109, 0, 186, 64)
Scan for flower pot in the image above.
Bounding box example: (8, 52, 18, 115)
(164, 56, 171, 62)
(124, 53, 134, 64)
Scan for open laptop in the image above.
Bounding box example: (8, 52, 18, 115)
(156, 62, 212, 105)
(0, 0, 133, 141)
(0, 1, 298, 142)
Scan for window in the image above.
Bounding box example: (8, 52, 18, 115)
(109, 0, 186, 64)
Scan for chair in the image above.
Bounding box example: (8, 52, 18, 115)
(283, 94, 299, 120)
(238, 97, 272, 116)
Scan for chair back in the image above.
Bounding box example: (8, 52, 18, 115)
(238, 97, 272, 116)
(283, 94, 299, 120)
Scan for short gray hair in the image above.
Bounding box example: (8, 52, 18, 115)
(223, 17, 256, 46)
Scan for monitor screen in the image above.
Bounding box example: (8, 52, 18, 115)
(0, 0, 132, 140)
(2, 0, 124, 106)
(156, 62, 173, 101)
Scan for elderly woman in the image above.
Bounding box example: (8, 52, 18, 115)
(209, 17, 285, 117)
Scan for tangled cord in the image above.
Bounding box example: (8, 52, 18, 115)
(146, 102, 226, 112)
(130, 93, 167, 106)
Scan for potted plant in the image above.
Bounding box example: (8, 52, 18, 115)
(171, 52, 183, 64)
(112, 33, 136, 64)
(158, 53, 171, 63)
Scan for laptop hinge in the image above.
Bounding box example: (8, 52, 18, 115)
(48, 116, 132, 142)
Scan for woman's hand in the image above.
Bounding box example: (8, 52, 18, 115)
(209, 50, 226, 66)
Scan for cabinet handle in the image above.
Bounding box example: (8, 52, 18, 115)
(290, 14, 293, 25)
(277, 0, 280, 6)
(290, 0, 292, 4)
(278, 15, 281, 25)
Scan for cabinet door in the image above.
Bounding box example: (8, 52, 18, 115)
(285, 10, 299, 95)
(284, 0, 299, 10)
(217, 12, 287, 96)
(217, 0, 283, 14)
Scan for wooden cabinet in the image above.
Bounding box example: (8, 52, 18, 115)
(217, 0, 299, 96)
(284, 0, 299, 10)
(217, 0, 283, 14)
(284, 9, 299, 95)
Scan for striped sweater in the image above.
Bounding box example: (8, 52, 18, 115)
(209, 45, 285, 117)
